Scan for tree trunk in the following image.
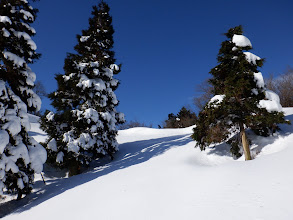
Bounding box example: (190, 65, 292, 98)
(68, 160, 81, 177)
(17, 191, 22, 200)
(240, 123, 252, 160)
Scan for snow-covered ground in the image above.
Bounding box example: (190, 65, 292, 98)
(1, 109, 293, 219)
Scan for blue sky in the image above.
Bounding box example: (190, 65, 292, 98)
(31, 0, 293, 127)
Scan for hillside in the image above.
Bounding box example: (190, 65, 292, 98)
(1, 108, 293, 219)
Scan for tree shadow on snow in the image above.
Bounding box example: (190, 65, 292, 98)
(206, 142, 232, 157)
(0, 134, 192, 218)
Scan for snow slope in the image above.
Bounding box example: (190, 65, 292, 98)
(1, 109, 293, 219)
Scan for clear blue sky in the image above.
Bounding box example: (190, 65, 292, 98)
(31, 0, 293, 127)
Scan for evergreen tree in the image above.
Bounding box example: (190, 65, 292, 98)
(164, 107, 197, 128)
(40, 1, 124, 175)
(164, 113, 177, 128)
(0, 0, 46, 199)
(192, 26, 289, 160)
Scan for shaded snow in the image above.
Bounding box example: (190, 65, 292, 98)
(56, 152, 64, 163)
(28, 141, 47, 174)
(47, 139, 57, 152)
(28, 114, 47, 143)
(2, 28, 10, 37)
(0, 131, 9, 154)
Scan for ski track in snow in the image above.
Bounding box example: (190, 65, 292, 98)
(1, 109, 293, 219)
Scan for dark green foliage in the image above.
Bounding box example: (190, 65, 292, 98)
(192, 25, 290, 157)
(164, 107, 197, 128)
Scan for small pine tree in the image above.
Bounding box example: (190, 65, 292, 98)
(164, 107, 197, 128)
(192, 26, 290, 160)
(40, 1, 124, 176)
(0, 0, 46, 199)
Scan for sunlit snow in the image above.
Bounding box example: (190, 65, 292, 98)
(2, 110, 293, 219)
(232, 34, 252, 47)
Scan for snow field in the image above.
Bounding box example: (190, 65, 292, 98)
(2, 109, 293, 220)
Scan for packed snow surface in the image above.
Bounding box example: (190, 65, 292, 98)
(2, 109, 293, 219)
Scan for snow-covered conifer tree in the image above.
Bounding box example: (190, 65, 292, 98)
(0, 0, 46, 199)
(40, 1, 124, 175)
(192, 26, 289, 160)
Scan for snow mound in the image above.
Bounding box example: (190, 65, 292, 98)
(28, 114, 47, 143)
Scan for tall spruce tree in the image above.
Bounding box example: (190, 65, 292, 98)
(0, 0, 46, 199)
(192, 26, 289, 160)
(40, 1, 124, 175)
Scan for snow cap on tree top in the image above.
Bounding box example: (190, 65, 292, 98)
(232, 35, 252, 48)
